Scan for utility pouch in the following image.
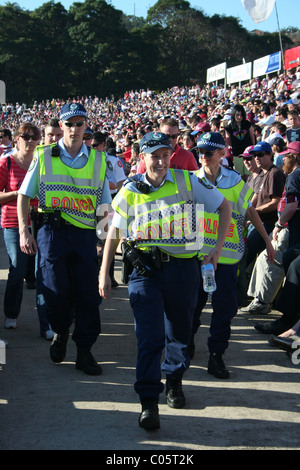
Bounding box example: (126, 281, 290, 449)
(121, 242, 156, 281)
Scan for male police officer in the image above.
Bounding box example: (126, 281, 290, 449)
(18, 103, 111, 375)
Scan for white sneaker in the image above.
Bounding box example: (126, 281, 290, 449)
(4, 318, 17, 329)
(241, 299, 271, 314)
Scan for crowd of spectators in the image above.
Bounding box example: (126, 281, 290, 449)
(1, 67, 300, 361)
(0, 69, 299, 167)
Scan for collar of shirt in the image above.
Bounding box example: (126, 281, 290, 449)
(140, 169, 175, 192)
(198, 165, 240, 188)
(58, 138, 89, 169)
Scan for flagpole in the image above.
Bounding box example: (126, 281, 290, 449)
(275, 0, 284, 72)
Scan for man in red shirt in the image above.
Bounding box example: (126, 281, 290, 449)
(137, 118, 198, 173)
(160, 117, 198, 170)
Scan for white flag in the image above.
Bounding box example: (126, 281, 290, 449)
(241, 0, 275, 23)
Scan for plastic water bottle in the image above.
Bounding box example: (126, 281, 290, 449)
(201, 263, 217, 295)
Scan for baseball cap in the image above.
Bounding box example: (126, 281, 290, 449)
(249, 142, 272, 154)
(238, 145, 255, 158)
(196, 132, 225, 150)
(279, 141, 300, 155)
(139, 132, 173, 154)
(269, 136, 285, 150)
(84, 126, 93, 136)
(59, 103, 88, 121)
(191, 122, 211, 135)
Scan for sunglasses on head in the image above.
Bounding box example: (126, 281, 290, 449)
(20, 134, 39, 141)
(62, 120, 86, 128)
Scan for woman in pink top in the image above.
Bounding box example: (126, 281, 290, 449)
(0, 123, 52, 339)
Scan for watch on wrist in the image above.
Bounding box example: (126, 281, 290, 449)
(275, 221, 284, 229)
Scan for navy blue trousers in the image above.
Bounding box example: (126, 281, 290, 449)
(128, 258, 200, 402)
(192, 263, 238, 353)
(276, 245, 300, 326)
(37, 224, 101, 349)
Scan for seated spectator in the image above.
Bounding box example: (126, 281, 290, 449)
(286, 110, 300, 143)
(254, 251, 300, 335)
(237, 142, 285, 303)
(270, 136, 286, 168)
(240, 145, 263, 194)
(244, 142, 300, 319)
(268, 318, 300, 354)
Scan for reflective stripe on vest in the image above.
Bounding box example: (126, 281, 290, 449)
(112, 169, 200, 258)
(197, 176, 253, 264)
(38, 144, 107, 229)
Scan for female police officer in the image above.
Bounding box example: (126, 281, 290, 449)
(99, 131, 231, 431)
(190, 132, 275, 378)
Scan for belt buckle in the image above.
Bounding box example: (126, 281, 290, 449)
(161, 251, 170, 262)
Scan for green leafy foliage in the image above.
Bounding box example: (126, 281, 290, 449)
(0, 0, 295, 103)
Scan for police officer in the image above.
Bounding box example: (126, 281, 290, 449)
(99, 131, 232, 430)
(190, 132, 275, 378)
(92, 132, 126, 286)
(18, 103, 112, 375)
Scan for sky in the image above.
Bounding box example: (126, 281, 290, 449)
(0, 0, 298, 33)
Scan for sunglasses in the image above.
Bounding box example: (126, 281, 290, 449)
(91, 142, 103, 148)
(198, 148, 219, 158)
(254, 152, 266, 158)
(165, 133, 179, 140)
(62, 120, 86, 128)
(20, 134, 39, 141)
(83, 135, 92, 140)
(243, 157, 253, 161)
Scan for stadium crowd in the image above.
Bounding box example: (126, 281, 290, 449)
(1, 67, 300, 366)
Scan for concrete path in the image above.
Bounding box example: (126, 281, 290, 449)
(0, 230, 299, 451)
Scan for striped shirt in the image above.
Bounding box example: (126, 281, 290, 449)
(0, 155, 38, 228)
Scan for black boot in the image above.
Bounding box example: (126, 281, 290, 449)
(75, 348, 102, 376)
(208, 352, 230, 379)
(166, 377, 186, 408)
(139, 398, 160, 431)
(50, 330, 69, 363)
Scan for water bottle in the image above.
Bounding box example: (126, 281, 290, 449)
(201, 263, 217, 294)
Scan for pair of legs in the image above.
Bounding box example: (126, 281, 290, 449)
(128, 258, 200, 403)
(37, 224, 101, 349)
(3, 227, 51, 335)
(192, 263, 239, 354)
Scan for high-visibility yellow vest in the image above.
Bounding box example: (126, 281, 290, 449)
(112, 168, 199, 258)
(37, 144, 107, 229)
(196, 171, 253, 264)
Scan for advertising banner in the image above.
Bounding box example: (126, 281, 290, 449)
(253, 51, 281, 77)
(206, 62, 227, 83)
(284, 46, 300, 71)
(227, 62, 252, 84)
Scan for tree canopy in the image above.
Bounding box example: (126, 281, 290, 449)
(0, 0, 296, 103)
